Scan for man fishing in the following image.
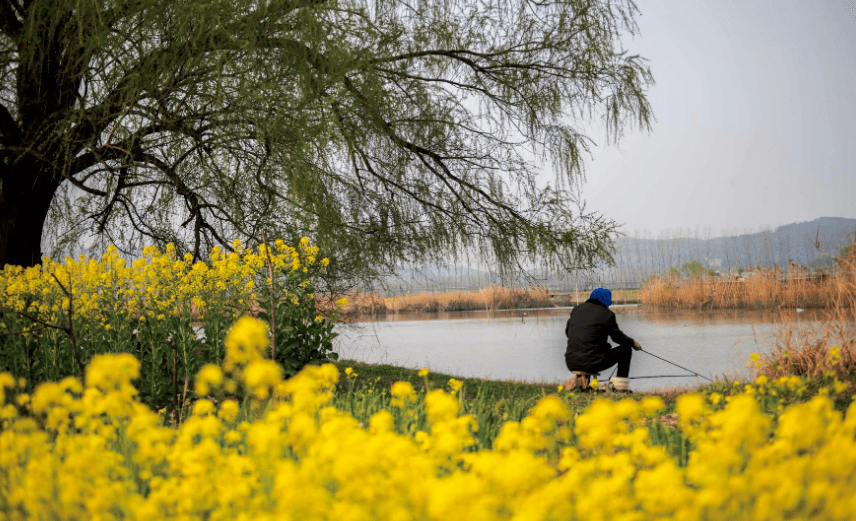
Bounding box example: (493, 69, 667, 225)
(564, 288, 641, 392)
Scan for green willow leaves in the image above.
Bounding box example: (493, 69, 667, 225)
(0, 0, 653, 279)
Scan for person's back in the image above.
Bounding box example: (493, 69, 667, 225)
(563, 288, 640, 391)
(564, 298, 630, 368)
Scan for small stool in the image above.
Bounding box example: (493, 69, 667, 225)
(565, 371, 600, 391)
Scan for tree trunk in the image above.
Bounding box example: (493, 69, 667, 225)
(0, 169, 57, 268)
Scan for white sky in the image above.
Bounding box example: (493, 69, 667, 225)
(572, 0, 856, 236)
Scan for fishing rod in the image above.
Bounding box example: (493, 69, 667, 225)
(638, 349, 714, 382)
(602, 370, 708, 381)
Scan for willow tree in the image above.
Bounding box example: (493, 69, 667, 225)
(0, 0, 653, 277)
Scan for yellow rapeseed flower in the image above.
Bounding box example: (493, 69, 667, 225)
(390, 381, 416, 407)
(218, 400, 240, 422)
(224, 317, 270, 372)
(195, 365, 224, 396)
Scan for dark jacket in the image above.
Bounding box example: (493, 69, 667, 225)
(565, 299, 635, 369)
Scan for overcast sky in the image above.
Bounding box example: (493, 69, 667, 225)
(572, 0, 856, 237)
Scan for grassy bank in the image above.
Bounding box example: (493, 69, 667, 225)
(332, 352, 856, 418)
(333, 360, 576, 404)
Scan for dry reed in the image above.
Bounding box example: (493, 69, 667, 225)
(551, 289, 639, 306)
(339, 285, 555, 317)
(757, 252, 856, 382)
(640, 264, 847, 310)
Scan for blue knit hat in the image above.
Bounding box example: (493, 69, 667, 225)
(590, 288, 612, 307)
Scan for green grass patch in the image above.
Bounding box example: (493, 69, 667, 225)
(330, 358, 695, 455)
(333, 359, 562, 402)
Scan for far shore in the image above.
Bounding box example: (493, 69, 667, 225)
(339, 286, 641, 318)
(337, 261, 855, 319)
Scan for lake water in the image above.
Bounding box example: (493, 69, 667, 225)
(334, 306, 835, 391)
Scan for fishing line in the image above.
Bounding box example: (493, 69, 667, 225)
(639, 349, 714, 382)
(628, 374, 705, 380)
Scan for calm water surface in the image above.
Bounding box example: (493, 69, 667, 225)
(334, 307, 835, 391)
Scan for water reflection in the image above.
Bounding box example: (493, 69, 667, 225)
(350, 305, 835, 325)
(636, 307, 833, 326)
(334, 305, 834, 391)
(343, 306, 578, 323)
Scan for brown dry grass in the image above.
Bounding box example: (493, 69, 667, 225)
(332, 291, 389, 317)
(339, 285, 555, 317)
(640, 263, 849, 310)
(756, 253, 856, 382)
(550, 289, 639, 306)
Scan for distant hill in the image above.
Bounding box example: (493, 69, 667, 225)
(613, 217, 856, 273)
(373, 217, 856, 293)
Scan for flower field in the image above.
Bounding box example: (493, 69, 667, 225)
(2, 244, 856, 520)
(1, 315, 855, 519)
(0, 239, 341, 414)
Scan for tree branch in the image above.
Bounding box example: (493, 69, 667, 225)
(0, 101, 19, 146)
(0, 0, 22, 38)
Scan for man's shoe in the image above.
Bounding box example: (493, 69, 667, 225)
(610, 377, 631, 393)
(563, 375, 580, 391)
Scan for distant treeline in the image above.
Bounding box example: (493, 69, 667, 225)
(611, 217, 856, 278)
(363, 218, 856, 295)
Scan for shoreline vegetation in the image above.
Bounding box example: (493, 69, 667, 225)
(339, 286, 640, 319)
(639, 253, 855, 310)
(330, 358, 704, 406)
(340, 252, 855, 319)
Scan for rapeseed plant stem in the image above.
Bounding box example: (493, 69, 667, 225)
(0, 326, 45, 337)
(51, 272, 86, 385)
(0, 240, 338, 407)
(261, 231, 276, 360)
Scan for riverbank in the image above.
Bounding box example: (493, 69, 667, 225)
(640, 253, 856, 309)
(338, 264, 854, 323)
(332, 345, 856, 415)
(340, 285, 552, 316)
(339, 285, 640, 319)
(331, 358, 703, 408)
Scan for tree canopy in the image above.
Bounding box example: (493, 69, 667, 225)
(0, 0, 653, 280)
